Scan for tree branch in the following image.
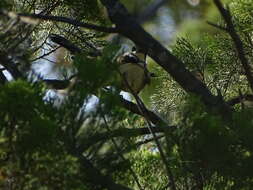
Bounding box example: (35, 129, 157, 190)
(213, 0, 253, 91)
(102, 115, 144, 190)
(49, 34, 169, 125)
(77, 126, 170, 152)
(73, 152, 132, 190)
(120, 70, 177, 190)
(119, 96, 166, 125)
(49, 34, 101, 56)
(226, 94, 253, 106)
(49, 34, 82, 54)
(17, 13, 119, 33)
(100, 0, 232, 117)
(42, 78, 72, 89)
(206, 21, 228, 31)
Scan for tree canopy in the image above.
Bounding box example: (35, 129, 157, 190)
(1, 0, 253, 189)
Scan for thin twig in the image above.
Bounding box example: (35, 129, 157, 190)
(226, 94, 253, 106)
(135, 135, 165, 147)
(30, 46, 60, 62)
(77, 127, 167, 151)
(38, 0, 62, 15)
(102, 115, 144, 190)
(213, 0, 253, 91)
(18, 13, 119, 33)
(119, 96, 166, 125)
(238, 89, 245, 110)
(206, 21, 228, 31)
(39, 56, 58, 64)
(120, 72, 177, 190)
(6, 6, 57, 52)
(108, 135, 165, 159)
(48, 34, 82, 54)
(244, 32, 253, 48)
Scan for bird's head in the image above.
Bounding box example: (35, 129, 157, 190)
(132, 45, 147, 62)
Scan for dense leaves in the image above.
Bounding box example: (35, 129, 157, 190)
(1, 0, 253, 189)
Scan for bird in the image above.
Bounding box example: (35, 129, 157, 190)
(117, 46, 155, 94)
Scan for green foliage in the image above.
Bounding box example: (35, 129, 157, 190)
(0, 81, 44, 122)
(1, 0, 253, 189)
(152, 31, 251, 122)
(230, 0, 253, 32)
(157, 96, 253, 189)
(63, 0, 105, 23)
(120, 0, 152, 12)
(0, 80, 89, 189)
(0, 80, 59, 154)
(114, 150, 167, 190)
(151, 1, 253, 188)
(74, 45, 120, 95)
(0, 0, 12, 9)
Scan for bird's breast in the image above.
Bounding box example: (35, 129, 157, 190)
(119, 63, 147, 93)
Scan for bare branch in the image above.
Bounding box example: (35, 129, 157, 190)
(31, 45, 60, 62)
(49, 34, 101, 57)
(18, 13, 119, 33)
(49, 34, 81, 54)
(135, 135, 165, 147)
(227, 94, 253, 106)
(38, 0, 62, 15)
(42, 79, 71, 90)
(76, 126, 169, 152)
(119, 96, 166, 125)
(206, 21, 228, 31)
